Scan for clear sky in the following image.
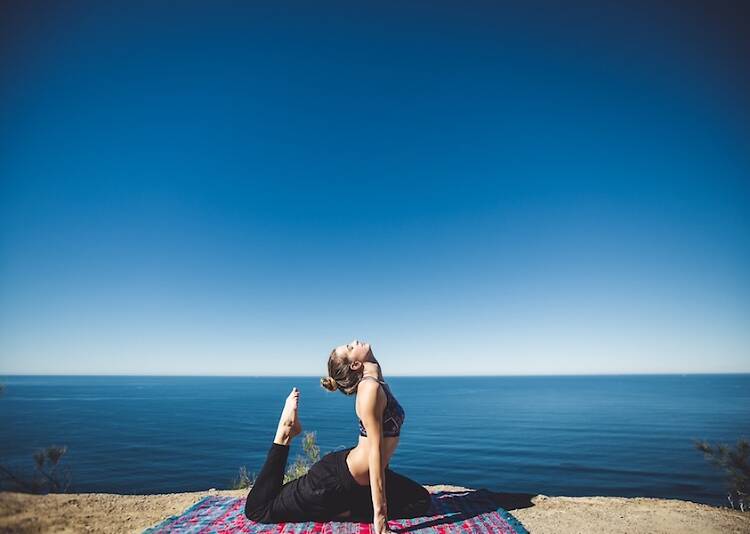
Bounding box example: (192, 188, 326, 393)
(1, 1, 748, 375)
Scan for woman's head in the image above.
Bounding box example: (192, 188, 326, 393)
(320, 339, 372, 395)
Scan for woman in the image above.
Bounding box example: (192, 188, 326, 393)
(244, 339, 431, 534)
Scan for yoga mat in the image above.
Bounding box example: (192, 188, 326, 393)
(143, 489, 529, 533)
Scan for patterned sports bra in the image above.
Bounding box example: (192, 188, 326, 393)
(357, 376, 406, 438)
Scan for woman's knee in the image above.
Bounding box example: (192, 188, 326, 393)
(244, 495, 268, 522)
(400, 486, 431, 517)
(414, 486, 432, 512)
(244, 505, 259, 522)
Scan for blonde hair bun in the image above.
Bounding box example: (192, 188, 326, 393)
(320, 376, 338, 392)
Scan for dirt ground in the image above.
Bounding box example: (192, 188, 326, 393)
(1, 484, 748, 533)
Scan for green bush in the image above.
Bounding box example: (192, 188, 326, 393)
(0, 384, 72, 494)
(283, 431, 320, 484)
(232, 465, 254, 490)
(234, 431, 321, 490)
(694, 438, 749, 511)
(0, 445, 72, 494)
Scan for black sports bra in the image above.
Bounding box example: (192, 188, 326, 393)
(357, 376, 406, 438)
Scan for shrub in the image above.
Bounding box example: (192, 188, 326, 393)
(694, 438, 749, 511)
(0, 445, 72, 494)
(232, 465, 255, 490)
(234, 431, 321, 490)
(283, 431, 320, 484)
(0, 384, 72, 494)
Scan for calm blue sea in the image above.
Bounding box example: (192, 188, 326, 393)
(1, 375, 748, 506)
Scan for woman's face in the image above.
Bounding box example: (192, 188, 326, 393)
(335, 339, 372, 366)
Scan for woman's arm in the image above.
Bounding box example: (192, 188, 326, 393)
(358, 380, 390, 533)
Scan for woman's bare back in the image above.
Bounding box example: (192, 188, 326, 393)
(346, 434, 400, 485)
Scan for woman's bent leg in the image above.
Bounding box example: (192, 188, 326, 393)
(244, 442, 290, 521)
(385, 469, 432, 518)
(250, 451, 344, 523)
(264, 447, 354, 523)
(348, 468, 432, 521)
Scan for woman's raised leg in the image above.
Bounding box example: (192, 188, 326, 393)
(244, 442, 291, 520)
(244, 387, 302, 521)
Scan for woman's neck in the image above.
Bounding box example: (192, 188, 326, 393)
(362, 361, 382, 381)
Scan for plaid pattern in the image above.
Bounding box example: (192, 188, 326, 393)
(143, 489, 529, 533)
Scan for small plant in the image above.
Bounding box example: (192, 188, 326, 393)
(232, 465, 256, 490)
(283, 431, 320, 484)
(0, 384, 72, 494)
(0, 445, 72, 494)
(694, 438, 749, 512)
(234, 431, 322, 490)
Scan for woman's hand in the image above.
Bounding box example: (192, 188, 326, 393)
(373, 512, 395, 534)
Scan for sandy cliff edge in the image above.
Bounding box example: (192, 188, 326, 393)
(1, 484, 748, 534)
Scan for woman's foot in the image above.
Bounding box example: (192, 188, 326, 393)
(274, 387, 302, 446)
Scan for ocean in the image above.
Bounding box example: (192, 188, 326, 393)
(1, 374, 748, 506)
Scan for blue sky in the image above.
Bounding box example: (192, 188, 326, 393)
(1, 1, 748, 375)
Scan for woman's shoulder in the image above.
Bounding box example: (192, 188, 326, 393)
(356, 376, 387, 399)
(357, 376, 383, 395)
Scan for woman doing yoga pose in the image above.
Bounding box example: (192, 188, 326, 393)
(244, 339, 431, 534)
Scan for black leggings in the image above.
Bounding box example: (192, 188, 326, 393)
(244, 442, 431, 523)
